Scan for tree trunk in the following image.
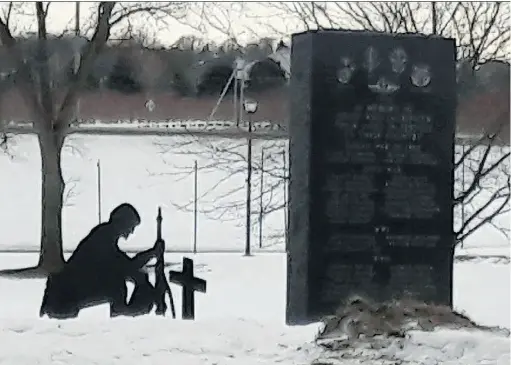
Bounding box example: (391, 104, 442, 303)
(37, 131, 66, 273)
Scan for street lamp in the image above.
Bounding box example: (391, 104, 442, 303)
(243, 99, 258, 114)
(234, 58, 246, 127)
(243, 98, 258, 257)
(145, 99, 156, 112)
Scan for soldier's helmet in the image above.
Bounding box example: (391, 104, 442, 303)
(109, 203, 141, 230)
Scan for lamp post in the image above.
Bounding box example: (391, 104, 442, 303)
(234, 58, 246, 127)
(243, 98, 258, 256)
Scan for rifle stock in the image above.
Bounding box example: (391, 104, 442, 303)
(154, 207, 176, 318)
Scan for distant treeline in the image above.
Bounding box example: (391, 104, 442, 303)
(0, 35, 290, 97)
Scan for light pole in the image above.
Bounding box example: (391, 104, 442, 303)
(234, 58, 246, 127)
(243, 98, 258, 256)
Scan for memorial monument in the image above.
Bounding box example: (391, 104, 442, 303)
(286, 30, 457, 325)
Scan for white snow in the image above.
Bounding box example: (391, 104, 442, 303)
(0, 253, 509, 364)
(0, 134, 508, 253)
(1, 317, 319, 365)
(0, 134, 509, 364)
(0, 134, 287, 253)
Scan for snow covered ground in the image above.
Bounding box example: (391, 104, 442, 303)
(0, 134, 508, 253)
(0, 134, 509, 364)
(0, 134, 287, 253)
(0, 253, 509, 364)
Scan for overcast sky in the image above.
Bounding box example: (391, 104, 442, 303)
(2, 2, 293, 45)
(4, 1, 507, 63)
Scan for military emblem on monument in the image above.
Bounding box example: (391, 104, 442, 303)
(368, 77, 400, 94)
(337, 57, 356, 84)
(410, 64, 432, 88)
(364, 46, 401, 95)
(363, 46, 380, 72)
(389, 47, 408, 74)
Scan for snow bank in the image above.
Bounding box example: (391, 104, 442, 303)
(319, 296, 508, 340)
(315, 328, 510, 365)
(315, 296, 510, 364)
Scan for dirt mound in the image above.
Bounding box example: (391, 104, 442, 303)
(316, 295, 509, 348)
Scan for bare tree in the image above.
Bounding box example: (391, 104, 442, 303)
(149, 5, 292, 249)
(248, 1, 511, 245)
(155, 135, 288, 248)
(455, 138, 510, 244)
(255, 2, 510, 65)
(63, 176, 81, 208)
(0, 3, 16, 154)
(171, 2, 510, 246)
(176, 2, 250, 45)
(0, 2, 188, 272)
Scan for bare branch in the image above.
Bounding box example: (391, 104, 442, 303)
(0, 12, 44, 122)
(1, 2, 14, 29)
(455, 141, 510, 205)
(156, 135, 287, 239)
(456, 177, 510, 242)
(455, 140, 510, 243)
(56, 1, 115, 131)
(252, 2, 509, 65)
(109, 2, 186, 27)
(242, 1, 510, 245)
(0, 8, 15, 46)
(63, 176, 81, 207)
(35, 1, 55, 124)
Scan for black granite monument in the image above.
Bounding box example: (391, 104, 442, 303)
(286, 30, 457, 325)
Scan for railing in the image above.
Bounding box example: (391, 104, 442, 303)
(2, 119, 504, 145)
(2, 119, 289, 139)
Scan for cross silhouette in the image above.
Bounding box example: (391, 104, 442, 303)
(168, 257, 207, 320)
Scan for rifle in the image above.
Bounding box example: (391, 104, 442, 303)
(154, 207, 176, 318)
